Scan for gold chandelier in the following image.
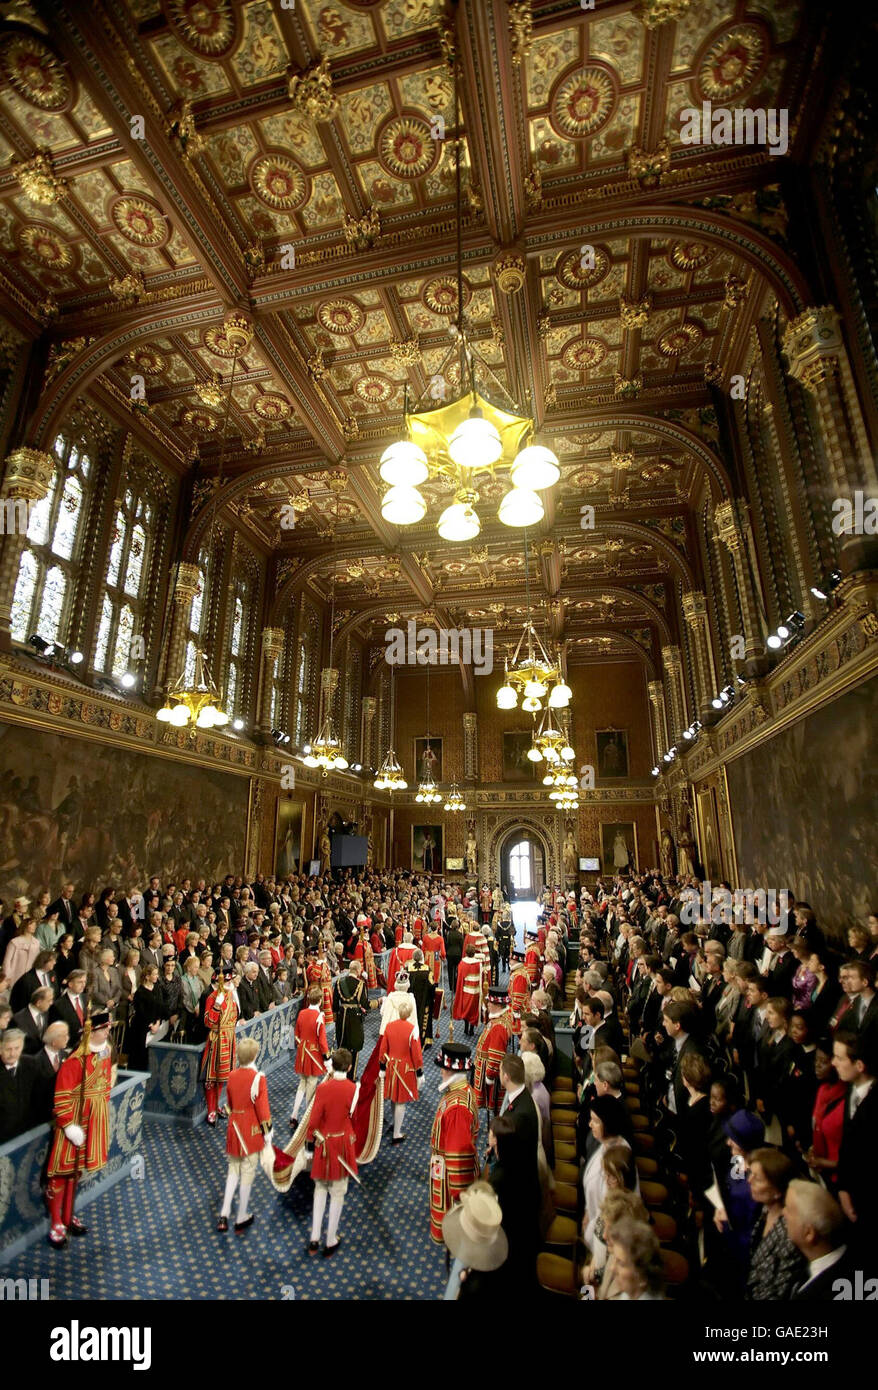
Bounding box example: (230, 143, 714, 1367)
(415, 665, 442, 803)
(376, 52, 559, 543)
(444, 782, 466, 812)
(496, 531, 571, 713)
(373, 663, 406, 791)
(158, 311, 252, 731)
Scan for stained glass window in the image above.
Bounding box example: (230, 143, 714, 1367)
(10, 433, 91, 647)
(93, 470, 161, 676)
(294, 601, 318, 742)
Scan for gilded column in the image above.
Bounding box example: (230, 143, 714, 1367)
(463, 710, 478, 781)
(162, 560, 201, 688)
(258, 626, 285, 734)
(361, 695, 377, 769)
(0, 447, 54, 642)
(647, 680, 669, 762)
(713, 499, 766, 667)
(661, 645, 687, 747)
(681, 590, 717, 721)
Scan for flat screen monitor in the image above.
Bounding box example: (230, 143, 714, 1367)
(306, 859, 320, 876)
(331, 835, 368, 868)
(579, 857, 600, 871)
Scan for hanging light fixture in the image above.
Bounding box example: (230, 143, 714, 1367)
(415, 660, 443, 804)
(299, 496, 348, 776)
(373, 663, 407, 792)
(495, 530, 569, 713)
(444, 782, 466, 812)
(157, 311, 252, 730)
(374, 42, 560, 541)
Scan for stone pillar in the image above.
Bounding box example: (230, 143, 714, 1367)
(258, 626, 285, 734)
(361, 695, 377, 769)
(0, 447, 54, 644)
(163, 561, 201, 689)
(463, 710, 478, 781)
(713, 499, 766, 670)
(647, 680, 668, 762)
(782, 305, 878, 573)
(661, 644, 687, 747)
(681, 590, 717, 722)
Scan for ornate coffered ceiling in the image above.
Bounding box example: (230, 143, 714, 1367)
(0, 0, 828, 677)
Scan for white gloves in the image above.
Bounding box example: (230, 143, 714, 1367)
(417, 1073, 424, 1091)
(64, 1123, 85, 1147)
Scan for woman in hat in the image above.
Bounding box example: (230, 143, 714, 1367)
(443, 1181, 509, 1299)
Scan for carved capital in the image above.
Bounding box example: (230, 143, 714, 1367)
(174, 562, 202, 604)
(661, 644, 682, 671)
(682, 590, 709, 625)
(782, 305, 843, 386)
(2, 447, 54, 501)
(261, 626, 285, 661)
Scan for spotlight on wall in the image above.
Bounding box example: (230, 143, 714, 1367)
(120, 672, 136, 690)
(811, 569, 842, 601)
(232, 718, 244, 731)
(651, 766, 660, 776)
(69, 650, 84, 665)
(27, 634, 51, 655)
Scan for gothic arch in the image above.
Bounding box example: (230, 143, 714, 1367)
(487, 816, 558, 890)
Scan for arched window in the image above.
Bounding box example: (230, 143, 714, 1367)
(10, 433, 91, 645)
(294, 599, 319, 743)
(509, 840, 533, 892)
(93, 474, 158, 677)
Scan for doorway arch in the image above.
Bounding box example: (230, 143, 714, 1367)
(498, 824, 548, 901)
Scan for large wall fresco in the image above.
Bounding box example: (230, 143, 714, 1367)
(0, 723, 249, 899)
(725, 677, 878, 934)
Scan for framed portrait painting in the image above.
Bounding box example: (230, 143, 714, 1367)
(503, 729, 535, 782)
(412, 824, 443, 874)
(596, 729, 628, 779)
(600, 822, 638, 875)
(275, 797, 302, 878)
(414, 736, 442, 784)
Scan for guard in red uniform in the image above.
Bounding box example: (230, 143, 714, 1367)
(508, 947, 531, 1037)
(452, 943, 484, 1036)
(352, 926, 378, 990)
(378, 996, 424, 1143)
(291, 985, 329, 1129)
(524, 930, 542, 986)
(429, 1041, 479, 1244)
(202, 969, 239, 1125)
(464, 925, 491, 973)
(306, 1048, 359, 1257)
(217, 1037, 272, 1234)
(421, 921, 446, 987)
(306, 947, 334, 1026)
(473, 986, 513, 1113)
(46, 1010, 113, 1249)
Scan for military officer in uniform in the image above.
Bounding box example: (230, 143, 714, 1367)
(473, 986, 513, 1114)
(333, 960, 368, 1078)
(508, 946, 531, 1039)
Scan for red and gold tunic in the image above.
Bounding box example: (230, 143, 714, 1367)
(452, 956, 484, 1025)
(307, 1075, 358, 1183)
(353, 934, 377, 990)
(378, 1017, 423, 1104)
(472, 1010, 512, 1111)
(421, 928, 446, 986)
(508, 965, 532, 1037)
(306, 958, 334, 1025)
(201, 988, 238, 1084)
(525, 941, 542, 985)
(226, 1066, 271, 1157)
(429, 1077, 480, 1243)
(295, 1004, 329, 1076)
(411, 916, 425, 943)
(47, 1049, 112, 1178)
(386, 943, 415, 993)
(464, 929, 491, 970)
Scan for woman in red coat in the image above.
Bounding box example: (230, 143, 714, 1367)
(804, 1040, 846, 1193)
(217, 1037, 272, 1234)
(378, 996, 423, 1143)
(306, 1048, 359, 1257)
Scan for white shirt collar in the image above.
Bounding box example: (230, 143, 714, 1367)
(505, 1083, 525, 1104)
(805, 1246, 847, 1284)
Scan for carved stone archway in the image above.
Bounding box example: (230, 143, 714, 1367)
(483, 813, 559, 892)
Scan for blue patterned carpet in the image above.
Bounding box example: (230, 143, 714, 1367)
(3, 983, 494, 1301)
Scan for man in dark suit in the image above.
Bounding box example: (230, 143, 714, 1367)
(10, 949, 59, 1011)
(584, 996, 625, 1057)
(46, 882, 76, 933)
(29, 1020, 70, 1126)
(786, 1180, 858, 1300)
(12, 985, 54, 1054)
(662, 999, 704, 1121)
(48, 969, 89, 1050)
(834, 1029, 878, 1251)
(0, 1029, 38, 1141)
(255, 952, 275, 1013)
(237, 964, 260, 1021)
(837, 961, 878, 1037)
(496, 1053, 542, 1286)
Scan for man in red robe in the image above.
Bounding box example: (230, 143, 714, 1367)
(46, 1009, 113, 1249)
(429, 1041, 479, 1244)
(378, 996, 423, 1143)
(386, 933, 416, 992)
(306, 946, 334, 1026)
(473, 986, 513, 1113)
(452, 942, 484, 1037)
(508, 947, 532, 1037)
(421, 921, 446, 987)
(291, 985, 329, 1130)
(352, 926, 378, 990)
(306, 1048, 359, 1257)
(217, 1036, 272, 1234)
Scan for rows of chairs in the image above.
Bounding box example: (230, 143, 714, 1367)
(535, 965, 692, 1298)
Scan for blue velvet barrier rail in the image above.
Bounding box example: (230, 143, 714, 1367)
(0, 1069, 147, 1266)
(144, 997, 299, 1126)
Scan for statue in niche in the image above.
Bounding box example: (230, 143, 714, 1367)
(317, 821, 331, 875)
(660, 827, 676, 879)
(563, 823, 578, 880)
(464, 823, 478, 879)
